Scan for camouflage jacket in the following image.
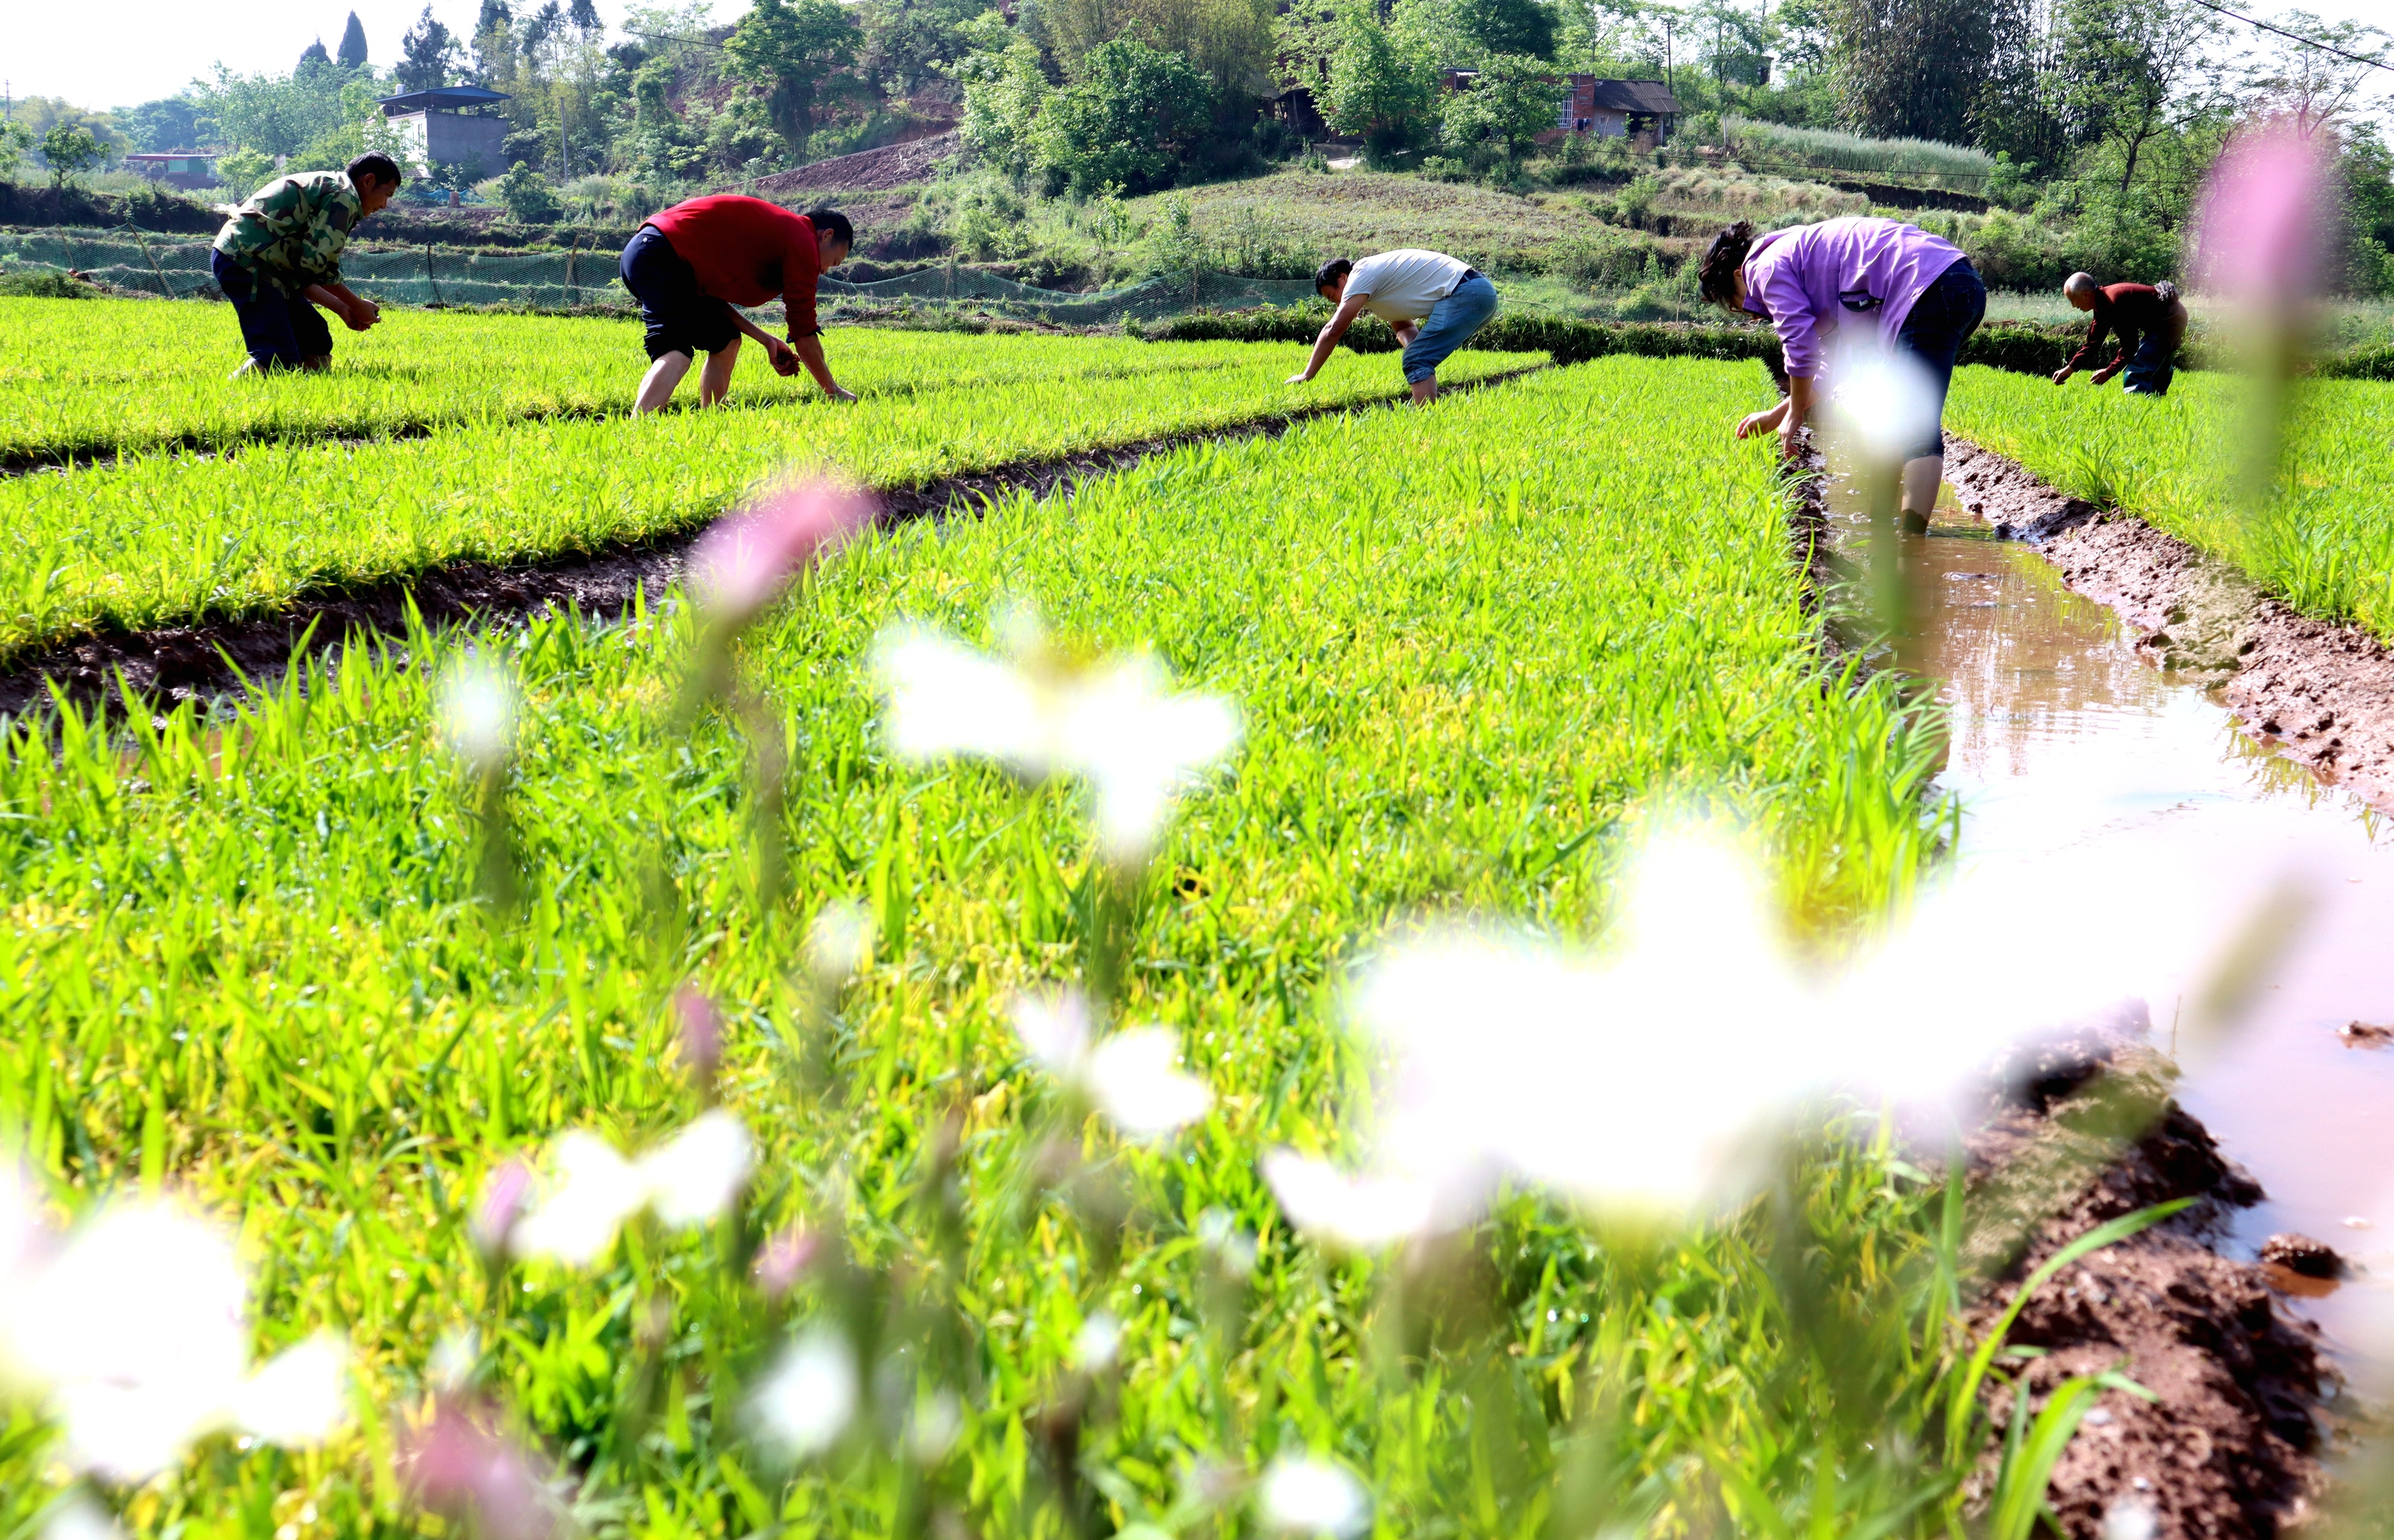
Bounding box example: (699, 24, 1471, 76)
(211, 171, 363, 293)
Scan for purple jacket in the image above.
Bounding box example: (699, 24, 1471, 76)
(1740, 217, 1967, 379)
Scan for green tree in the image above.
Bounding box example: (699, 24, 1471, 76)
(725, 0, 863, 152)
(215, 146, 277, 199)
(299, 38, 334, 72)
(1442, 52, 1562, 160)
(38, 125, 106, 189)
(117, 98, 209, 153)
(398, 7, 461, 91)
(2055, 0, 2218, 195)
(1034, 37, 1214, 193)
(1828, 0, 1992, 142)
(1455, 0, 1556, 60)
(1318, 4, 1437, 162)
(958, 31, 1055, 177)
(495, 159, 563, 218)
(338, 11, 372, 69)
(0, 122, 32, 179)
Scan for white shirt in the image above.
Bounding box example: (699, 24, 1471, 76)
(1344, 249, 1472, 324)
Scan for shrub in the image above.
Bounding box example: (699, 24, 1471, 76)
(494, 162, 563, 223)
(0, 269, 98, 299)
(1035, 39, 1215, 196)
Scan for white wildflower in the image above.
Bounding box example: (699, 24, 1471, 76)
(872, 622, 1239, 864)
(1257, 1454, 1370, 1539)
(513, 1111, 754, 1266)
(749, 1326, 858, 1460)
(1011, 991, 1213, 1140)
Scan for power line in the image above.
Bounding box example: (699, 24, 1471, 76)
(2183, 0, 2394, 74)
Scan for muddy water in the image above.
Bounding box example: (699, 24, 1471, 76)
(1838, 488, 2394, 1378)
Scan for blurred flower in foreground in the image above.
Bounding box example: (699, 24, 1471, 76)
(2188, 117, 2332, 314)
(1257, 1453, 1371, 1539)
(510, 1111, 754, 1266)
(1264, 825, 2287, 1248)
(405, 1402, 560, 1540)
(689, 478, 877, 633)
(873, 619, 1241, 865)
(673, 985, 724, 1086)
(1824, 341, 1941, 466)
(469, 1160, 534, 1260)
(749, 1325, 859, 1460)
(752, 1223, 822, 1299)
(1073, 1310, 1124, 1373)
(0, 1199, 347, 1481)
(439, 655, 518, 771)
(1013, 991, 1213, 1139)
(806, 899, 876, 989)
(41, 1498, 124, 1540)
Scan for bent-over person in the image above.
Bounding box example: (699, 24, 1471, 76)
(1286, 249, 1500, 404)
(2053, 274, 2188, 396)
(619, 196, 857, 413)
(209, 152, 403, 376)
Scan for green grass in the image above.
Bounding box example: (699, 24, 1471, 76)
(1719, 117, 1997, 192)
(0, 355, 2037, 1536)
(1945, 365, 2394, 641)
(0, 338, 1532, 657)
(0, 299, 1327, 464)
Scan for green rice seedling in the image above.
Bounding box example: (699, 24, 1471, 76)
(0, 356, 2086, 1536)
(1946, 366, 2394, 641)
(0, 345, 1535, 657)
(0, 299, 1317, 464)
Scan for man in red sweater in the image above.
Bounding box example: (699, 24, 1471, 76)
(619, 196, 858, 414)
(2052, 272, 2189, 396)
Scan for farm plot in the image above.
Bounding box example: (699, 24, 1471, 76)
(1945, 366, 2394, 641)
(0, 344, 1533, 657)
(0, 297, 1298, 464)
(0, 358, 1991, 1536)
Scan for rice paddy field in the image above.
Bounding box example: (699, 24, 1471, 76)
(0, 298, 2298, 1538)
(1945, 367, 2394, 642)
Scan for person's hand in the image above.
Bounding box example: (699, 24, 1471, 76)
(767, 340, 801, 377)
(2050, 366, 2073, 385)
(1775, 417, 1803, 462)
(2089, 363, 2121, 386)
(1284, 370, 1311, 385)
(825, 384, 858, 402)
(1734, 408, 1779, 440)
(342, 297, 379, 332)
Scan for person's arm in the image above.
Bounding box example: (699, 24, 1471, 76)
(730, 307, 803, 374)
(2089, 317, 2138, 385)
(1737, 372, 1815, 459)
(788, 333, 850, 399)
(311, 281, 378, 331)
(1287, 292, 1373, 384)
(2055, 310, 2108, 383)
(777, 233, 853, 399)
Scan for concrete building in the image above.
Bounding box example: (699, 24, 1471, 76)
(123, 151, 219, 190)
(376, 86, 513, 177)
(1558, 78, 1682, 145)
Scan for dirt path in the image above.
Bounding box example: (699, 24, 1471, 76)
(0, 367, 1544, 715)
(1945, 438, 2394, 810)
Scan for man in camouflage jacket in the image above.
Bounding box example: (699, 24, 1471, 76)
(210, 153, 403, 375)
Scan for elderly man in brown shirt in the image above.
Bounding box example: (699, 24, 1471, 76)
(2052, 272, 2189, 396)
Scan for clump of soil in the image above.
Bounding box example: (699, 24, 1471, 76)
(1945, 439, 2394, 809)
(2339, 1021, 2393, 1049)
(1962, 1036, 2328, 1539)
(2257, 1234, 2344, 1280)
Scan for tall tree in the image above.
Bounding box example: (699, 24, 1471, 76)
(117, 97, 207, 153)
(569, 0, 604, 33)
(2056, 0, 2218, 192)
(725, 0, 862, 151)
(1318, 2, 1437, 159)
(2238, 8, 2390, 140)
(1974, 0, 2067, 168)
(299, 38, 334, 72)
(1828, 0, 1992, 142)
(397, 8, 458, 90)
(338, 11, 372, 68)
(472, 0, 517, 85)
(1454, 0, 1556, 60)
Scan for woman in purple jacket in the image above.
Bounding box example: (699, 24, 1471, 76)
(1699, 217, 1986, 533)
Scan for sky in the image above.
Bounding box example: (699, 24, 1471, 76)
(1, 0, 2388, 119)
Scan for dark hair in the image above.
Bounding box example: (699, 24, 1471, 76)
(1698, 220, 1756, 307)
(806, 208, 855, 248)
(1313, 256, 1353, 293)
(347, 153, 403, 190)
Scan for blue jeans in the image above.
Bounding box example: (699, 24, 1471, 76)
(212, 248, 333, 369)
(1892, 256, 1986, 459)
(1402, 273, 1499, 385)
(2121, 329, 2176, 396)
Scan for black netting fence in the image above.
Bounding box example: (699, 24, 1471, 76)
(0, 227, 1321, 322)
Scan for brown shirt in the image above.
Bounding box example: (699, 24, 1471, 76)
(2065, 283, 2186, 372)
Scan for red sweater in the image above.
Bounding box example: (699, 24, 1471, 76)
(2064, 283, 2185, 373)
(646, 195, 824, 338)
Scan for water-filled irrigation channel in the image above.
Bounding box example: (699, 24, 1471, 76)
(1829, 481, 2394, 1379)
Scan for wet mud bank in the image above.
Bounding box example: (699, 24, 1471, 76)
(1945, 438, 2394, 809)
(1965, 1036, 2328, 1539)
(0, 369, 1543, 716)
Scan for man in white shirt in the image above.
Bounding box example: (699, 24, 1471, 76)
(1284, 248, 1501, 403)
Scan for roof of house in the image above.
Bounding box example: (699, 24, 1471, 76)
(1584, 78, 1682, 114)
(376, 86, 512, 113)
